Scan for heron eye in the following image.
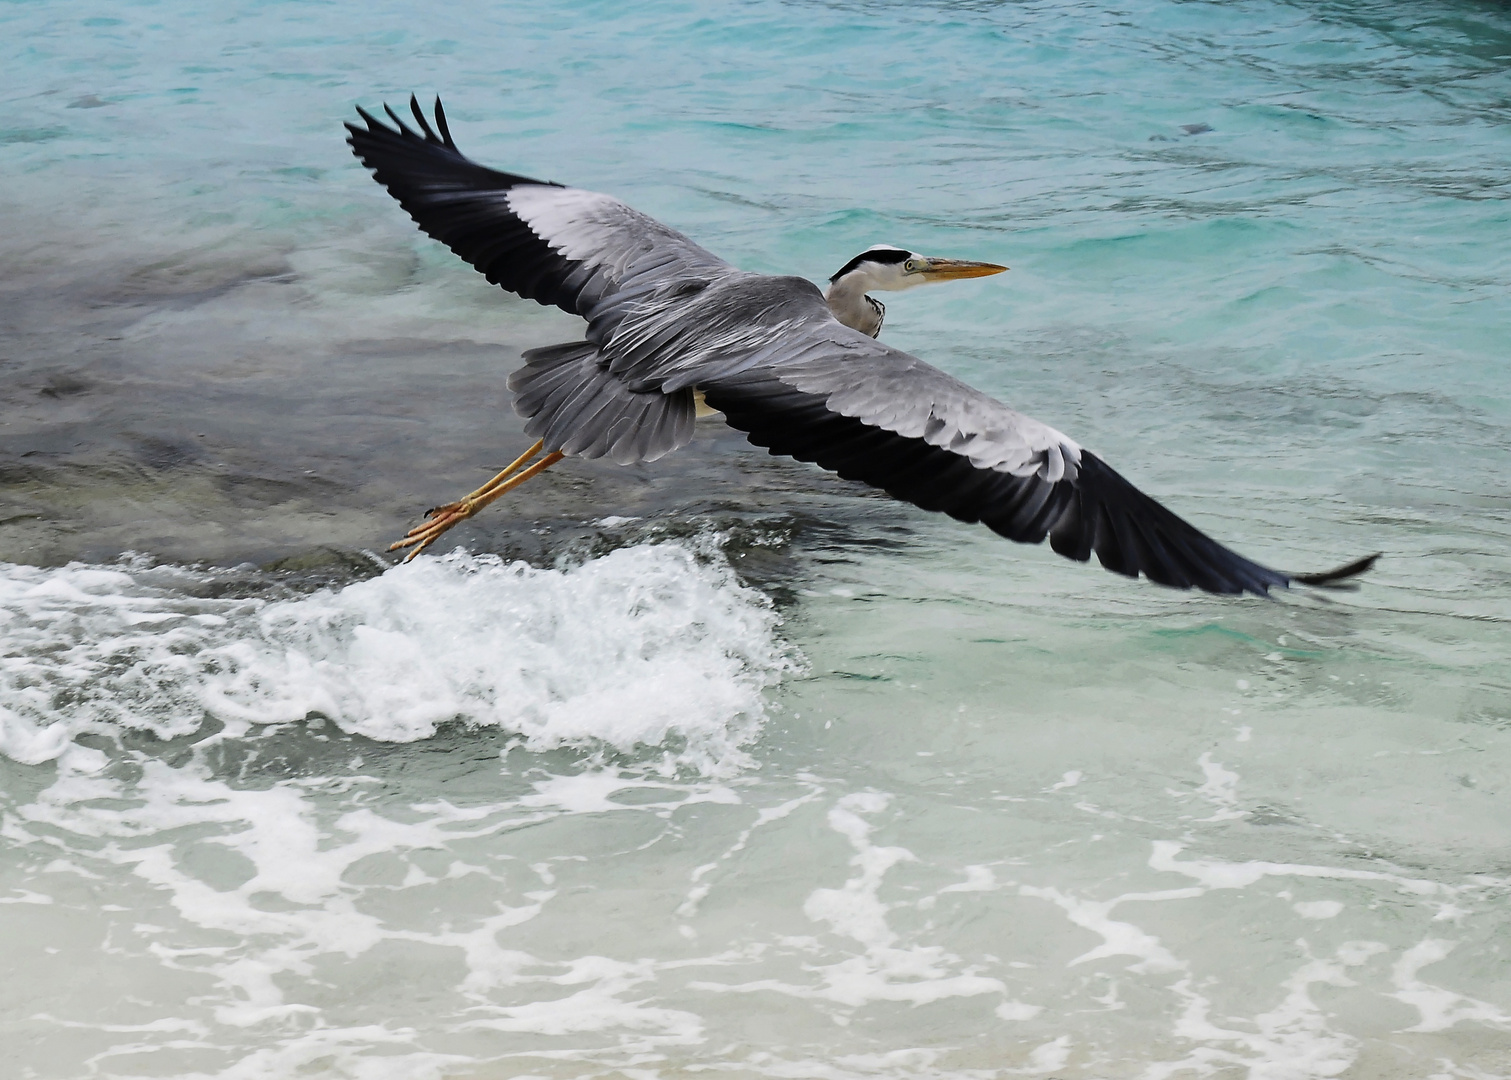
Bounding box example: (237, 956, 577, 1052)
(903, 259, 920, 273)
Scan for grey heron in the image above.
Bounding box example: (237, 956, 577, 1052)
(347, 97, 1376, 596)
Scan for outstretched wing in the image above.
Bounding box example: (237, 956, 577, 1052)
(349, 99, 1375, 596)
(345, 96, 734, 339)
(684, 280, 1374, 597)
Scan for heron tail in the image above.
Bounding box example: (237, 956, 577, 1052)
(508, 341, 696, 466)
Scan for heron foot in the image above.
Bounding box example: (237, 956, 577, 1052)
(388, 443, 564, 562)
(389, 499, 479, 561)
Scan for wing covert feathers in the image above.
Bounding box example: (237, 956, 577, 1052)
(346, 96, 729, 322)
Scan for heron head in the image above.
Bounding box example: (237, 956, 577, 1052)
(828, 245, 1007, 293)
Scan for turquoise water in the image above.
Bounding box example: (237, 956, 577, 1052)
(1, 1, 1509, 1077)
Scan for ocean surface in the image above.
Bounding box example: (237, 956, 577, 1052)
(2, 1, 1509, 1077)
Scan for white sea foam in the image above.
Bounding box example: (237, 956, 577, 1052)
(0, 543, 791, 773)
(1391, 939, 1511, 1033)
(1147, 943, 1383, 1080)
(1148, 841, 1450, 897)
(693, 792, 1008, 1010)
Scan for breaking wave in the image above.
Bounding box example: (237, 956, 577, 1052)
(0, 543, 793, 773)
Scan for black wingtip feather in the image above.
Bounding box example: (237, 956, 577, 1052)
(382, 102, 416, 138)
(409, 94, 437, 141)
(1074, 451, 1288, 597)
(1290, 552, 1380, 588)
(432, 97, 454, 148)
(346, 94, 595, 315)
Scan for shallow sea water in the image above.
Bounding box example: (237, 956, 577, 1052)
(1, 1, 1509, 1077)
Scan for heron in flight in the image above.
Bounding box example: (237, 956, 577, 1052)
(347, 97, 1375, 596)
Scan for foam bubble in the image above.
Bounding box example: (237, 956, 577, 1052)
(0, 543, 792, 773)
(1294, 900, 1344, 920)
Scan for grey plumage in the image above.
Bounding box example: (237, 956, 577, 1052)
(508, 341, 697, 465)
(347, 96, 1378, 596)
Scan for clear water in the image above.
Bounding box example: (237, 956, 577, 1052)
(1, 1, 1509, 1077)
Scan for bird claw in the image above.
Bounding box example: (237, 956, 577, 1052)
(387, 445, 565, 564)
(388, 499, 478, 562)
(421, 500, 469, 524)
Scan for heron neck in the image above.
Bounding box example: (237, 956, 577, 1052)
(825, 277, 884, 337)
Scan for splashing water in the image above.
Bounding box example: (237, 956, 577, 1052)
(0, 543, 790, 772)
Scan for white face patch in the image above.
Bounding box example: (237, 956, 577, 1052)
(865, 260, 916, 292)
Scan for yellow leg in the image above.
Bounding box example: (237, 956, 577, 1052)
(389, 438, 543, 552)
(390, 449, 566, 562)
(451, 439, 545, 507)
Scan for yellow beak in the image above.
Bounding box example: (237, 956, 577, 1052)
(917, 257, 1009, 281)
